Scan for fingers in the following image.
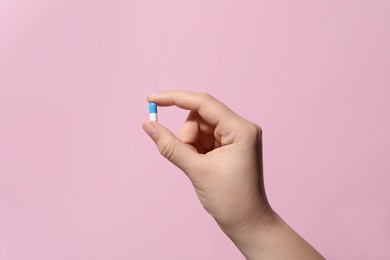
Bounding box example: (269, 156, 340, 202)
(178, 111, 215, 142)
(142, 121, 201, 175)
(147, 90, 238, 126)
(178, 111, 200, 144)
(179, 111, 216, 154)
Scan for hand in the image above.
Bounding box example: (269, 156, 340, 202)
(142, 90, 274, 230)
(142, 90, 324, 259)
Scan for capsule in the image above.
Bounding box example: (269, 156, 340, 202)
(149, 102, 157, 122)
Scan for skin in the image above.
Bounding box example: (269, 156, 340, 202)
(142, 90, 325, 260)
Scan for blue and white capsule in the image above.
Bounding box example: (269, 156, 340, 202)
(149, 102, 157, 122)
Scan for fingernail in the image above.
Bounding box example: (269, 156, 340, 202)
(142, 123, 158, 141)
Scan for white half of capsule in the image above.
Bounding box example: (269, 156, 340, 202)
(150, 113, 157, 122)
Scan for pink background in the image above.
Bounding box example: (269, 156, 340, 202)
(1, 1, 389, 259)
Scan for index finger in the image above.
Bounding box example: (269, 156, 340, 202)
(147, 90, 238, 126)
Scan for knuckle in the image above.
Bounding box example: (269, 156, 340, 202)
(245, 122, 262, 139)
(159, 141, 176, 161)
(253, 123, 263, 135)
(200, 92, 214, 102)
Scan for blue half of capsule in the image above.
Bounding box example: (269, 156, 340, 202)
(149, 102, 157, 113)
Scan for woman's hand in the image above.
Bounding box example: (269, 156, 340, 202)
(142, 90, 274, 230)
(142, 90, 324, 260)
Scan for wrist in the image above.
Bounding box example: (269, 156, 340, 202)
(219, 210, 325, 260)
(218, 206, 282, 256)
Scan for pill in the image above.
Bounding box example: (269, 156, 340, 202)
(149, 102, 157, 122)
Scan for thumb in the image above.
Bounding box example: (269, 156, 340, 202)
(142, 121, 200, 174)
